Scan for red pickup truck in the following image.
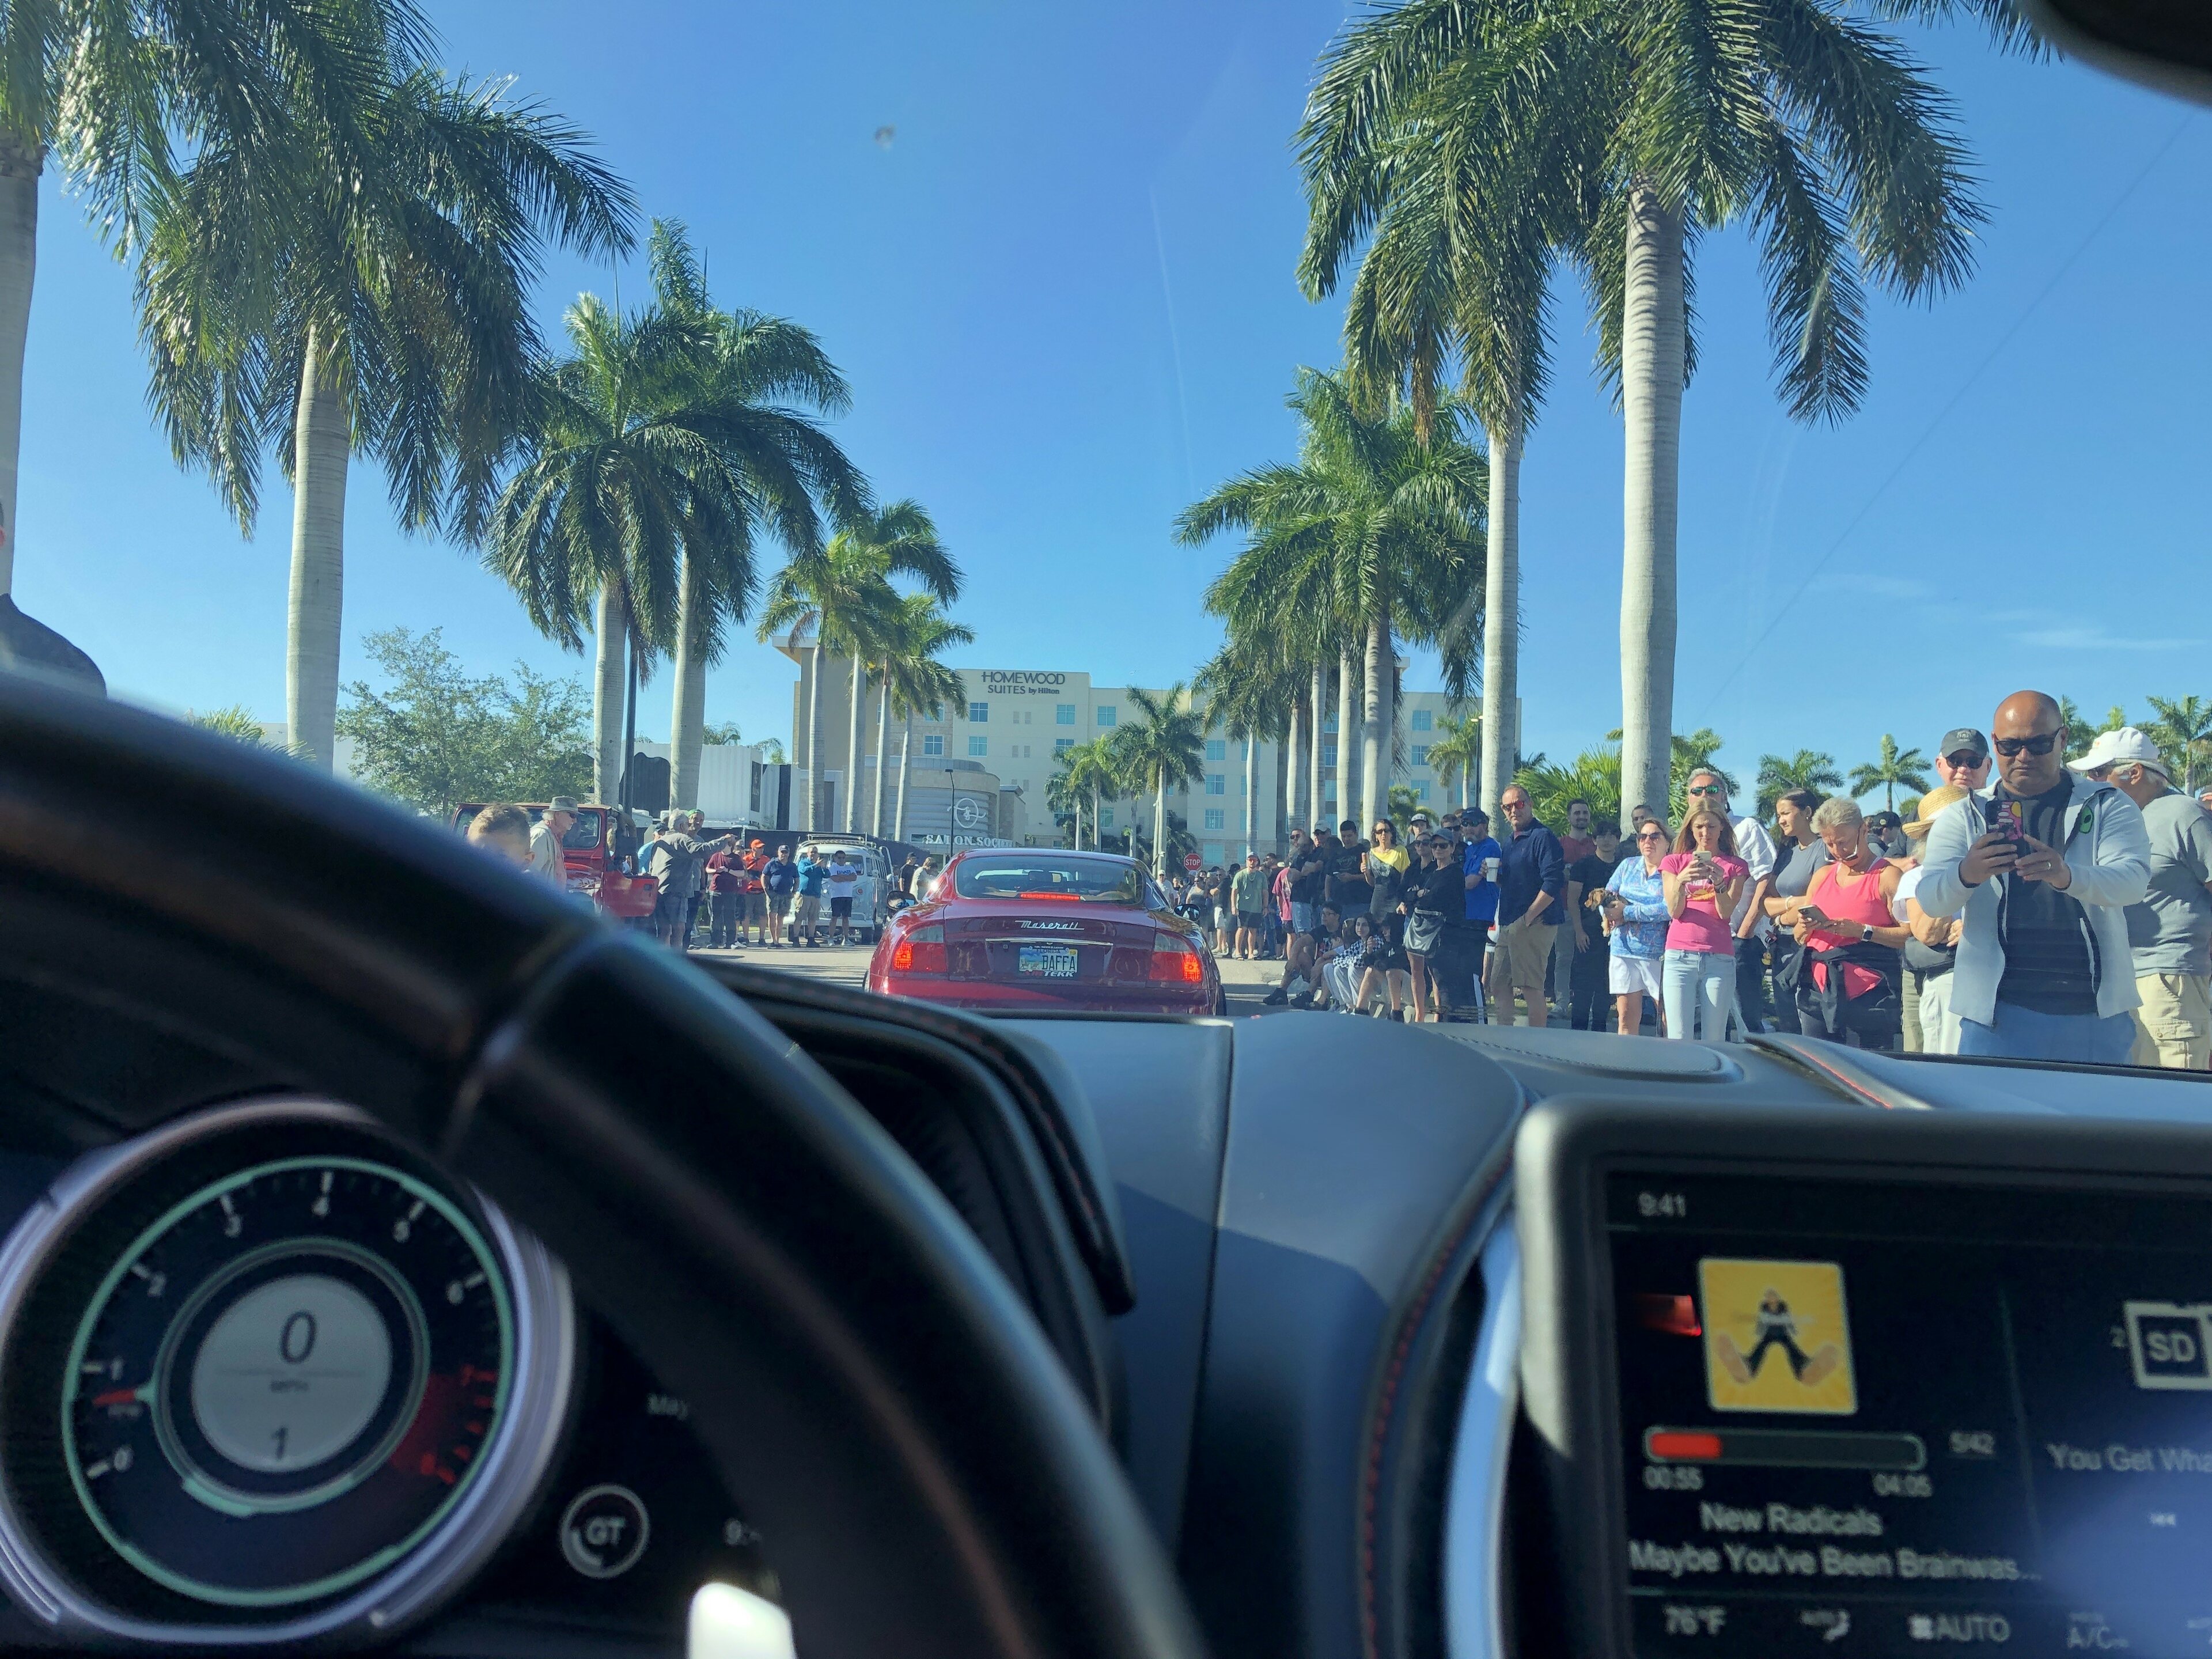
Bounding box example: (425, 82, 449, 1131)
(449, 802, 658, 922)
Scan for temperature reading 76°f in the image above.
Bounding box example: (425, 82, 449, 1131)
(1638, 1191, 1688, 1219)
(1664, 1605, 1726, 1637)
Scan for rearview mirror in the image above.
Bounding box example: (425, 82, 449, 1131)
(2022, 0, 2212, 104)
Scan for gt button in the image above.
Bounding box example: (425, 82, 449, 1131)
(560, 1483, 651, 1579)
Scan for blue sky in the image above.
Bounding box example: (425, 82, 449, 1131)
(15, 2, 2210, 789)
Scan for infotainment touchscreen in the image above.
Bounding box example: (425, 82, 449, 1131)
(1607, 1168, 2212, 1657)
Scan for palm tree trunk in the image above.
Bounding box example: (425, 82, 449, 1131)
(1300, 668, 1318, 836)
(1480, 422, 1522, 818)
(1274, 724, 1289, 855)
(287, 330, 349, 771)
(872, 687, 891, 836)
(1335, 647, 1357, 829)
(895, 721, 914, 844)
(1154, 772, 1167, 876)
(1619, 185, 1685, 823)
(1091, 783, 1101, 856)
(804, 641, 824, 831)
(1243, 729, 1258, 854)
(592, 584, 624, 802)
(1285, 699, 1305, 832)
(845, 654, 867, 832)
(623, 623, 639, 813)
(1361, 612, 1391, 834)
(669, 556, 707, 810)
(0, 141, 39, 599)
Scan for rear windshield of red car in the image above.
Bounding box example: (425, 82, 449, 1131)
(950, 857, 1144, 904)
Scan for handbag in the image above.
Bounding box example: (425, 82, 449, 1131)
(1404, 912, 1444, 955)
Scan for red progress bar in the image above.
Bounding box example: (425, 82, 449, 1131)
(1647, 1431, 1724, 1461)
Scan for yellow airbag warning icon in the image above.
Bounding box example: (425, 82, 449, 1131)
(1699, 1259, 1857, 1415)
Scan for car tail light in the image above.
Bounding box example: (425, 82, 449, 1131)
(1149, 931, 1205, 984)
(891, 925, 947, 976)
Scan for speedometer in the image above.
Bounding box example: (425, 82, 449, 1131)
(0, 1100, 574, 1647)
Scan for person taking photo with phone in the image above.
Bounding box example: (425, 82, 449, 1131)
(1776, 798, 1908, 1047)
(1660, 809, 1749, 1041)
(1915, 690, 2150, 1063)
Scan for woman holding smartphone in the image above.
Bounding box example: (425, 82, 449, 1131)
(1602, 821, 1673, 1036)
(1775, 796, 1908, 1046)
(1661, 809, 1749, 1041)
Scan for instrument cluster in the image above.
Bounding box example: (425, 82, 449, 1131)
(0, 1099, 766, 1650)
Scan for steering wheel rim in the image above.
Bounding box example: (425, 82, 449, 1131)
(0, 678, 1205, 1659)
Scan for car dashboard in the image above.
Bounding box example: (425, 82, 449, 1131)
(3, 952, 2212, 1658)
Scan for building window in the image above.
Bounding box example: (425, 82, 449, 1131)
(968, 736, 988, 757)
(1206, 738, 1225, 762)
(1416, 783, 1430, 802)
(1054, 737, 1073, 753)
(1203, 842, 1224, 866)
(968, 702, 988, 723)
(1096, 706, 1116, 727)
(922, 734, 944, 757)
(1324, 714, 1338, 732)
(1101, 808, 1114, 828)
(1203, 809, 1224, 831)
(1412, 710, 1433, 732)
(1056, 704, 1075, 726)
(1412, 745, 1430, 767)
(1205, 774, 1225, 797)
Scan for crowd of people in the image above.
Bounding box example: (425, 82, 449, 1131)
(464, 800, 948, 955)
(1164, 689, 2212, 1071)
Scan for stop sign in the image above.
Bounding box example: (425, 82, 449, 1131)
(1184, 853, 1202, 871)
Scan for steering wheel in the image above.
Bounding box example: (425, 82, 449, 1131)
(0, 679, 1205, 1659)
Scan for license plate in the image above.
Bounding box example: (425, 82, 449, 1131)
(1017, 945, 1080, 979)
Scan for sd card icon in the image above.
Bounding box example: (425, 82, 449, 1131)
(2123, 1301, 2212, 1391)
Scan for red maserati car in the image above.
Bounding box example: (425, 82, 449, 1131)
(867, 848, 1225, 1016)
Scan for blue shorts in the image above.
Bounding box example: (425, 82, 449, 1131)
(1290, 903, 1316, 933)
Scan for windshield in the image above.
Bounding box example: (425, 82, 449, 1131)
(25, 3, 2203, 1071)
(952, 857, 1145, 906)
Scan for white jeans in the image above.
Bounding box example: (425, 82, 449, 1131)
(1920, 971, 1960, 1055)
(1662, 948, 1737, 1043)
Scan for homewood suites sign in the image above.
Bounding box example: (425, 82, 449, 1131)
(978, 671, 1068, 696)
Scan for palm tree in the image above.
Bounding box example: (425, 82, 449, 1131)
(633, 228, 863, 810)
(1113, 684, 1206, 875)
(1850, 735, 1931, 812)
(1179, 368, 1484, 834)
(484, 232, 861, 808)
(1053, 737, 1122, 854)
(872, 594, 971, 841)
(1755, 750, 1844, 820)
(1427, 713, 1484, 812)
(1514, 745, 1623, 831)
(2146, 696, 2212, 793)
(1197, 635, 1296, 858)
(2056, 696, 2093, 762)
(1305, 0, 1988, 813)
(762, 502, 957, 834)
(0, 0, 429, 654)
(1299, 0, 1592, 820)
(138, 69, 634, 770)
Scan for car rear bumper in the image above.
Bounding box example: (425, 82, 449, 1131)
(869, 974, 1215, 1016)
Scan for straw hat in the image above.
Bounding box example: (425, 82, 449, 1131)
(1903, 783, 1970, 839)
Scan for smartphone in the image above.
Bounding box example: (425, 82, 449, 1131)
(1797, 902, 1835, 929)
(1988, 798, 2025, 848)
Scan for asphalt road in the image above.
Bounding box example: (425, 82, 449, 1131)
(688, 939, 1294, 1016)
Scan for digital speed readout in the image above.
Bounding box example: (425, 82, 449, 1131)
(1609, 1173, 2212, 1658)
(62, 1157, 513, 1607)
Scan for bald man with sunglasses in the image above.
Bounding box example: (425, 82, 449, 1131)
(1915, 690, 2150, 1063)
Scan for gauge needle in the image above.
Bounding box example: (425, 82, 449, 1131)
(90, 1384, 151, 1408)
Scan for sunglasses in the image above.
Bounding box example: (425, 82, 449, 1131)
(1687, 784, 1724, 797)
(1993, 732, 2059, 757)
(1637, 830, 1666, 842)
(1943, 751, 1984, 767)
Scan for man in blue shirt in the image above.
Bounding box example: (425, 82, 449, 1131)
(1487, 785, 1565, 1026)
(1431, 809, 1501, 1018)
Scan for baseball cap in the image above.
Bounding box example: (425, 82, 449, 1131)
(749, 838, 764, 847)
(1940, 727, 1988, 762)
(2068, 726, 2168, 777)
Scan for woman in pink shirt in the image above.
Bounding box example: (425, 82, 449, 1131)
(1661, 809, 1749, 1041)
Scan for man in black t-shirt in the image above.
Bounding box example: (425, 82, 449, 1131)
(1326, 817, 1372, 915)
(1566, 823, 1620, 1029)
